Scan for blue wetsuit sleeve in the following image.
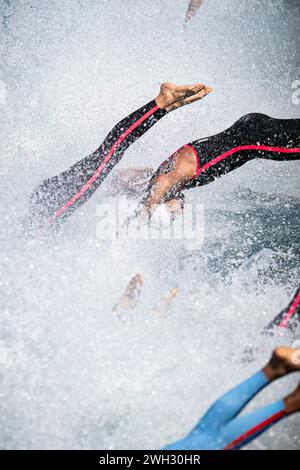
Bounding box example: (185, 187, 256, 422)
(163, 371, 272, 450)
(198, 371, 269, 428)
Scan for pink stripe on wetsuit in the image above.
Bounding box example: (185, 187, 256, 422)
(27, 100, 166, 230)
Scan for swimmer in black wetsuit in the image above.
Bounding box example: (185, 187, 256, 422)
(138, 113, 300, 218)
(26, 82, 212, 232)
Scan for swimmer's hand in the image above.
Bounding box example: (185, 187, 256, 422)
(112, 273, 144, 319)
(149, 287, 180, 315)
(155, 82, 212, 113)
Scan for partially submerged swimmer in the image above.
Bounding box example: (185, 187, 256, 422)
(164, 346, 300, 450)
(108, 101, 300, 226)
(27, 82, 211, 232)
(136, 114, 300, 221)
(27, 80, 300, 235)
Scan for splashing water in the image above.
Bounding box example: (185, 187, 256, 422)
(0, 0, 299, 450)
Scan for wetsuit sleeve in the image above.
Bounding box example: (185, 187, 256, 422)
(223, 399, 285, 450)
(263, 287, 300, 335)
(164, 370, 270, 450)
(28, 100, 167, 230)
(163, 370, 286, 451)
(198, 370, 269, 428)
(185, 113, 300, 190)
(142, 113, 300, 203)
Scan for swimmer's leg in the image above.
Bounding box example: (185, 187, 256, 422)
(27, 83, 211, 230)
(164, 346, 300, 450)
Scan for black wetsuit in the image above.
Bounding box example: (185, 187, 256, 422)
(185, 113, 300, 189)
(28, 111, 299, 230)
(27, 100, 166, 230)
(263, 286, 300, 335)
(144, 113, 300, 203)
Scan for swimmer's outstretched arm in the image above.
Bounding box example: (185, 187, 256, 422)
(27, 82, 210, 231)
(137, 113, 300, 220)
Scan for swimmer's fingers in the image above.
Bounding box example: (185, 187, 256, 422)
(180, 86, 213, 105)
(172, 83, 206, 102)
(166, 86, 212, 112)
(165, 287, 180, 300)
(112, 273, 144, 318)
(149, 287, 180, 315)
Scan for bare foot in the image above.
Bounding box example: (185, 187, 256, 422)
(113, 273, 144, 317)
(263, 346, 300, 381)
(284, 382, 300, 415)
(155, 82, 212, 112)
